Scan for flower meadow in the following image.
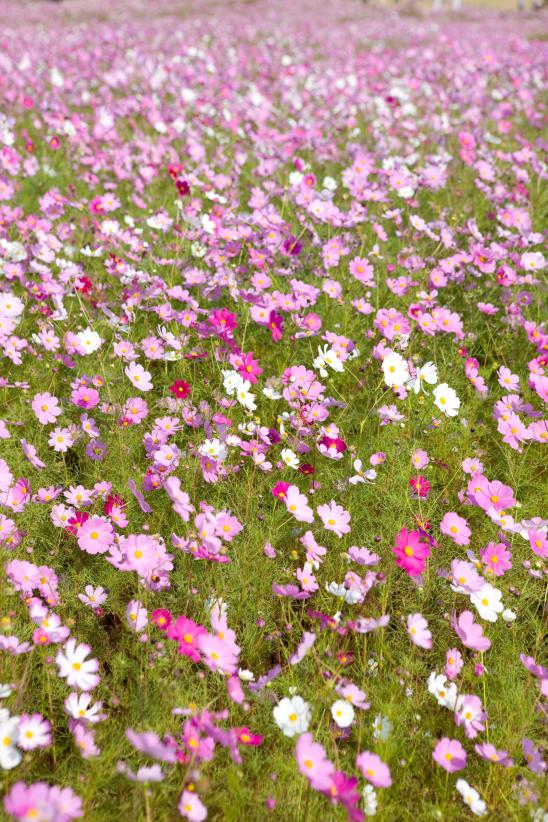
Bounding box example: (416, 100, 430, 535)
(0, 0, 547, 819)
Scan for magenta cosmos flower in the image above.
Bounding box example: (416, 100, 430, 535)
(317, 501, 351, 538)
(166, 616, 206, 662)
(77, 516, 114, 555)
(433, 737, 467, 773)
(356, 750, 392, 788)
(392, 528, 430, 577)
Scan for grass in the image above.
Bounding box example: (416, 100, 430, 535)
(0, 2, 547, 821)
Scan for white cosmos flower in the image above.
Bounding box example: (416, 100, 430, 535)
(56, 638, 100, 691)
(222, 369, 243, 395)
(331, 699, 355, 728)
(427, 672, 458, 709)
(273, 696, 311, 737)
(281, 448, 299, 469)
(64, 692, 103, 724)
(382, 351, 410, 387)
(263, 385, 282, 400)
(455, 779, 487, 816)
(313, 345, 344, 378)
(349, 459, 377, 485)
(201, 214, 215, 234)
(75, 327, 102, 354)
(238, 669, 255, 682)
(372, 714, 393, 741)
(363, 784, 378, 816)
(409, 361, 438, 394)
(235, 381, 256, 411)
(433, 383, 460, 417)
(198, 438, 227, 463)
(0, 712, 21, 769)
(470, 583, 504, 623)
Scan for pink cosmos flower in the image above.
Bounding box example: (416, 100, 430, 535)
(440, 512, 471, 546)
(528, 528, 548, 559)
(497, 413, 530, 451)
(469, 476, 516, 512)
(474, 743, 513, 767)
(335, 681, 370, 710)
(4, 782, 83, 821)
(356, 750, 392, 788)
(284, 485, 314, 523)
(300, 531, 326, 563)
(317, 501, 351, 538)
(391, 528, 430, 577)
(72, 722, 101, 759)
(450, 559, 484, 594)
(445, 648, 464, 681)
(522, 738, 546, 776)
(462, 457, 484, 475)
(295, 733, 335, 790)
(77, 516, 114, 555)
(126, 600, 148, 632)
(71, 386, 100, 409)
(452, 610, 491, 652)
(165, 477, 194, 521)
(125, 362, 153, 391)
(122, 534, 162, 576)
(406, 613, 432, 649)
(480, 542, 512, 577)
(31, 392, 61, 424)
(433, 738, 467, 773)
(455, 694, 486, 739)
(198, 633, 238, 675)
(411, 449, 429, 469)
(178, 790, 207, 822)
(126, 729, 177, 763)
(151, 609, 172, 632)
(17, 714, 52, 750)
(497, 366, 520, 391)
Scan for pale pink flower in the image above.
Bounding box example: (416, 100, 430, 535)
(406, 613, 432, 649)
(125, 362, 153, 391)
(317, 501, 351, 538)
(32, 392, 61, 425)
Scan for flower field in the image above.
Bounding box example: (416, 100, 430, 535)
(0, 1, 547, 820)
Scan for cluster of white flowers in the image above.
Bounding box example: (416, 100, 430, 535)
(313, 344, 344, 378)
(222, 369, 256, 411)
(382, 352, 461, 417)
